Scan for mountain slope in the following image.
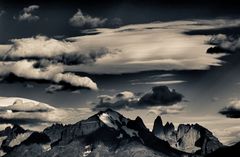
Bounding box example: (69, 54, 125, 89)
(206, 142, 240, 157)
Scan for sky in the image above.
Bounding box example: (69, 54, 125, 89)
(0, 0, 240, 146)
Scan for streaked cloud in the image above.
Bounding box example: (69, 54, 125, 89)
(131, 80, 186, 85)
(67, 20, 224, 74)
(147, 104, 185, 115)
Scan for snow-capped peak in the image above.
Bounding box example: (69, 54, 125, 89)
(97, 109, 140, 138)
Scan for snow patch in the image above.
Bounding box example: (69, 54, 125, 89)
(83, 145, 92, 157)
(98, 113, 118, 129)
(117, 133, 123, 139)
(9, 132, 32, 147)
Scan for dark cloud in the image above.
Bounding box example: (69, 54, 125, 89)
(205, 34, 240, 54)
(16, 5, 40, 22)
(94, 86, 184, 111)
(206, 46, 227, 54)
(139, 86, 183, 106)
(219, 100, 240, 118)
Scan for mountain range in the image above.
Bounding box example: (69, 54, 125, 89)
(0, 109, 239, 157)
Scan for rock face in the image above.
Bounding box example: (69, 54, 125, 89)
(0, 109, 227, 157)
(0, 124, 50, 157)
(152, 117, 223, 155)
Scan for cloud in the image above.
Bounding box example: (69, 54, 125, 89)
(207, 34, 240, 53)
(0, 98, 55, 125)
(94, 86, 184, 111)
(66, 20, 223, 74)
(23, 5, 39, 13)
(69, 9, 107, 28)
(17, 5, 40, 22)
(0, 20, 226, 75)
(0, 35, 115, 91)
(147, 104, 185, 115)
(1, 35, 111, 65)
(219, 100, 240, 118)
(139, 86, 183, 106)
(0, 60, 98, 90)
(95, 91, 139, 110)
(0, 99, 54, 113)
(0, 97, 92, 127)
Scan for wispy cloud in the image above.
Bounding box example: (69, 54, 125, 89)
(131, 80, 186, 85)
(16, 5, 40, 22)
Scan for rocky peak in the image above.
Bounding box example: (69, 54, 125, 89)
(152, 116, 163, 134)
(133, 116, 147, 130)
(152, 116, 222, 155)
(164, 122, 175, 133)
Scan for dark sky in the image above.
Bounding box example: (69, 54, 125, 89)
(1, 0, 240, 43)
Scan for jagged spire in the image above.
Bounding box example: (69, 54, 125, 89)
(152, 116, 163, 135)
